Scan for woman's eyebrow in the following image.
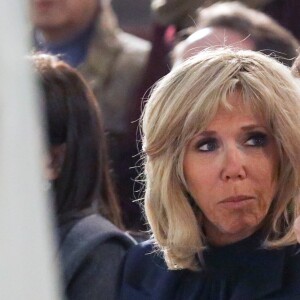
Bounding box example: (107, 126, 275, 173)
(195, 125, 267, 139)
(241, 124, 267, 131)
(197, 130, 216, 137)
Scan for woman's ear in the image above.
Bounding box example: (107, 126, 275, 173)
(45, 144, 66, 181)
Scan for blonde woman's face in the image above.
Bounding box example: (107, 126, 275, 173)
(183, 92, 279, 246)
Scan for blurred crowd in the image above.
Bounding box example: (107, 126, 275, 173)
(28, 0, 300, 299)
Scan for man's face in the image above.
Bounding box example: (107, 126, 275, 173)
(30, 0, 98, 32)
(173, 27, 255, 66)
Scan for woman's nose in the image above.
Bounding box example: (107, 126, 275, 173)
(220, 145, 246, 181)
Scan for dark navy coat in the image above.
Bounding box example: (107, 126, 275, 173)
(119, 239, 300, 300)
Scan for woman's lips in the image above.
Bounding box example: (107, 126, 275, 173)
(219, 195, 255, 208)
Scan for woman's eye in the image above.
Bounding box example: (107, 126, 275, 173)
(197, 139, 218, 152)
(245, 132, 268, 147)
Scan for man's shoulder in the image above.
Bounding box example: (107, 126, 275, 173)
(118, 31, 151, 54)
(113, 31, 151, 76)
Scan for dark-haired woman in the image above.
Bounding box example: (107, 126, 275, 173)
(33, 54, 135, 300)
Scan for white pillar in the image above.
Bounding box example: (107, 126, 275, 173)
(0, 2, 61, 299)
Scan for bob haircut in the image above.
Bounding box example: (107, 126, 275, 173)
(142, 48, 300, 271)
(32, 54, 122, 228)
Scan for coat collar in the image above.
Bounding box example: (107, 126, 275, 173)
(173, 246, 286, 300)
(78, 11, 122, 91)
(121, 239, 292, 300)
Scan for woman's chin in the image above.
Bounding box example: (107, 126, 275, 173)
(206, 220, 260, 246)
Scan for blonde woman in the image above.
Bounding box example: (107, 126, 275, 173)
(119, 48, 300, 299)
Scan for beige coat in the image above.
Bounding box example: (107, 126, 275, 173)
(79, 5, 150, 137)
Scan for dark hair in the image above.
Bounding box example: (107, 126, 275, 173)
(32, 54, 123, 228)
(195, 2, 299, 66)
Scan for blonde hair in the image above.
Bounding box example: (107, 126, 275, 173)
(142, 48, 300, 270)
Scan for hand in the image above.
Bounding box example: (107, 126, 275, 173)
(294, 217, 300, 243)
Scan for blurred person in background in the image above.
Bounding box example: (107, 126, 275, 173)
(172, 2, 299, 67)
(145, 0, 299, 93)
(33, 54, 135, 300)
(151, 0, 299, 40)
(30, 0, 151, 230)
